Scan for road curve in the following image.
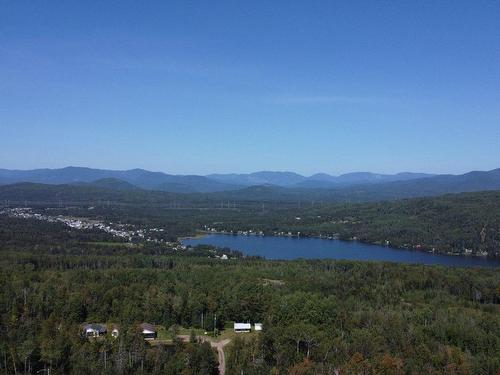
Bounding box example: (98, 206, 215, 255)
(212, 339, 231, 375)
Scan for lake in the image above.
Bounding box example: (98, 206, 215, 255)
(182, 234, 500, 268)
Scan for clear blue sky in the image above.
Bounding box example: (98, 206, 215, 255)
(1, 1, 499, 175)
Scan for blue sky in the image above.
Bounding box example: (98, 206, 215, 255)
(1, 1, 499, 175)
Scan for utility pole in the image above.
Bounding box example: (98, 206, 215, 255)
(213, 313, 217, 337)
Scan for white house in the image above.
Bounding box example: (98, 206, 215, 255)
(254, 323, 263, 331)
(234, 323, 251, 333)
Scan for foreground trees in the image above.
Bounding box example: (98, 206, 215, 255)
(1, 217, 499, 374)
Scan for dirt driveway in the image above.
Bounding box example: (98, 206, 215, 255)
(178, 335, 231, 375)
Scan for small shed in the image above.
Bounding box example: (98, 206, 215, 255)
(83, 323, 107, 337)
(234, 323, 251, 333)
(254, 323, 263, 331)
(139, 323, 157, 340)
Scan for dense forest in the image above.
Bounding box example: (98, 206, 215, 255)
(1, 217, 499, 374)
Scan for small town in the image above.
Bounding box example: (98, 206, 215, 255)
(0, 207, 170, 244)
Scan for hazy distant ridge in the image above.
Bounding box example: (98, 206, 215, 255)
(0, 166, 434, 192)
(0, 167, 241, 193)
(1, 168, 500, 203)
(3, 167, 500, 197)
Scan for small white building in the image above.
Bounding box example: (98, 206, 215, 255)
(111, 326, 120, 338)
(254, 323, 263, 332)
(139, 323, 157, 340)
(234, 323, 251, 333)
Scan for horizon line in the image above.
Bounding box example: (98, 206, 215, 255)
(2, 164, 499, 178)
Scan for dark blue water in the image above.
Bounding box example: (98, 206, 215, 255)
(183, 234, 500, 268)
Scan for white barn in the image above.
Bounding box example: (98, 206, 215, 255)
(234, 323, 251, 333)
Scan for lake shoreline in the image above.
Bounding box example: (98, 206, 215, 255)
(182, 232, 500, 268)
(196, 230, 494, 260)
(178, 231, 209, 241)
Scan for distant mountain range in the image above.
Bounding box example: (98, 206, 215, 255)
(207, 171, 307, 187)
(0, 167, 500, 204)
(0, 167, 241, 193)
(1, 166, 500, 202)
(208, 168, 500, 202)
(207, 171, 434, 188)
(0, 166, 434, 193)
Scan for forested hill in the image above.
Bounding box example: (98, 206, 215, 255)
(0, 182, 191, 205)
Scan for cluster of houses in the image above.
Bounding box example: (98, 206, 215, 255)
(1, 207, 173, 244)
(202, 226, 265, 237)
(82, 323, 157, 340)
(233, 322, 263, 333)
(83, 321, 263, 340)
